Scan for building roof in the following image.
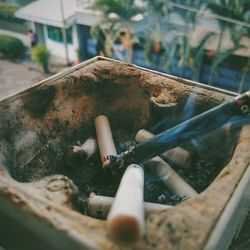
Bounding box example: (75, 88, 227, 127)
(75, 7, 100, 26)
(15, 0, 78, 28)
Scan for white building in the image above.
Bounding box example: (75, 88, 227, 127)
(15, 0, 100, 62)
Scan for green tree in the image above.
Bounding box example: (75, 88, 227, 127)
(143, 0, 171, 70)
(0, 3, 20, 22)
(238, 57, 250, 93)
(144, 0, 210, 79)
(92, 0, 143, 61)
(144, 0, 170, 16)
(207, 0, 249, 51)
(190, 32, 216, 81)
(0, 34, 25, 60)
(93, 0, 141, 20)
(206, 0, 249, 83)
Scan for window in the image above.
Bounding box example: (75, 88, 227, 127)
(47, 25, 73, 44)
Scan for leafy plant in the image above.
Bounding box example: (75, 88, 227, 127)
(206, 0, 249, 52)
(0, 3, 21, 22)
(0, 35, 25, 59)
(31, 45, 50, 73)
(91, 0, 143, 60)
(238, 57, 250, 93)
(144, 31, 165, 64)
(191, 32, 215, 67)
(93, 0, 142, 20)
(164, 42, 178, 72)
(209, 45, 245, 84)
(190, 32, 216, 80)
(178, 36, 190, 69)
(90, 20, 118, 57)
(212, 46, 245, 73)
(144, 0, 171, 16)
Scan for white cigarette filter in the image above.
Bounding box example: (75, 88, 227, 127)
(145, 156, 197, 198)
(135, 129, 197, 198)
(95, 115, 117, 168)
(88, 193, 172, 219)
(135, 129, 192, 169)
(107, 164, 144, 245)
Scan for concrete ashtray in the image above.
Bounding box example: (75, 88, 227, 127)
(0, 57, 249, 250)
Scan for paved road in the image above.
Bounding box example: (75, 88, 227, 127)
(0, 59, 45, 101)
(0, 28, 30, 47)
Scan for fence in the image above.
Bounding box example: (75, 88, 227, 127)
(86, 37, 250, 93)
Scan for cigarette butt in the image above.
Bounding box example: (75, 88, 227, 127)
(163, 147, 192, 169)
(81, 137, 98, 159)
(66, 137, 97, 167)
(145, 156, 197, 198)
(107, 164, 144, 245)
(135, 129, 197, 198)
(135, 129, 192, 169)
(88, 193, 114, 219)
(88, 193, 172, 219)
(95, 115, 117, 168)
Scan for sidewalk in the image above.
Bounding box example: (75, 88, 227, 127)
(0, 28, 30, 47)
(0, 59, 46, 101)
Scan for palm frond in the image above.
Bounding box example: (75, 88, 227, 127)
(92, 0, 142, 20)
(206, 0, 245, 21)
(144, 38, 154, 63)
(191, 32, 215, 69)
(164, 42, 178, 71)
(145, 0, 171, 16)
(211, 45, 245, 74)
(178, 36, 190, 69)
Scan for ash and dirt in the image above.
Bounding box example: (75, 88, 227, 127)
(58, 124, 238, 212)
(0, 59, 249, 249)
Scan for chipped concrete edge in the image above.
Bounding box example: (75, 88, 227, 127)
(0, 177, 101, 250)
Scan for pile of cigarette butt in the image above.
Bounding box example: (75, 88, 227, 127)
(68, 115, 198, 246)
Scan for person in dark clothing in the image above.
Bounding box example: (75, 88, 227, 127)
(95, 27, 106, 56)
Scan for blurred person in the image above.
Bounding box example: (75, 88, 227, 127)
(28, 29, 37, 48)
(151, 41, 165, 70)
(113, 31, 133, 63)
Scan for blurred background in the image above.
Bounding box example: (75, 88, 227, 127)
(0, 0, 249, 99)
(0, 0, 249, 249)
